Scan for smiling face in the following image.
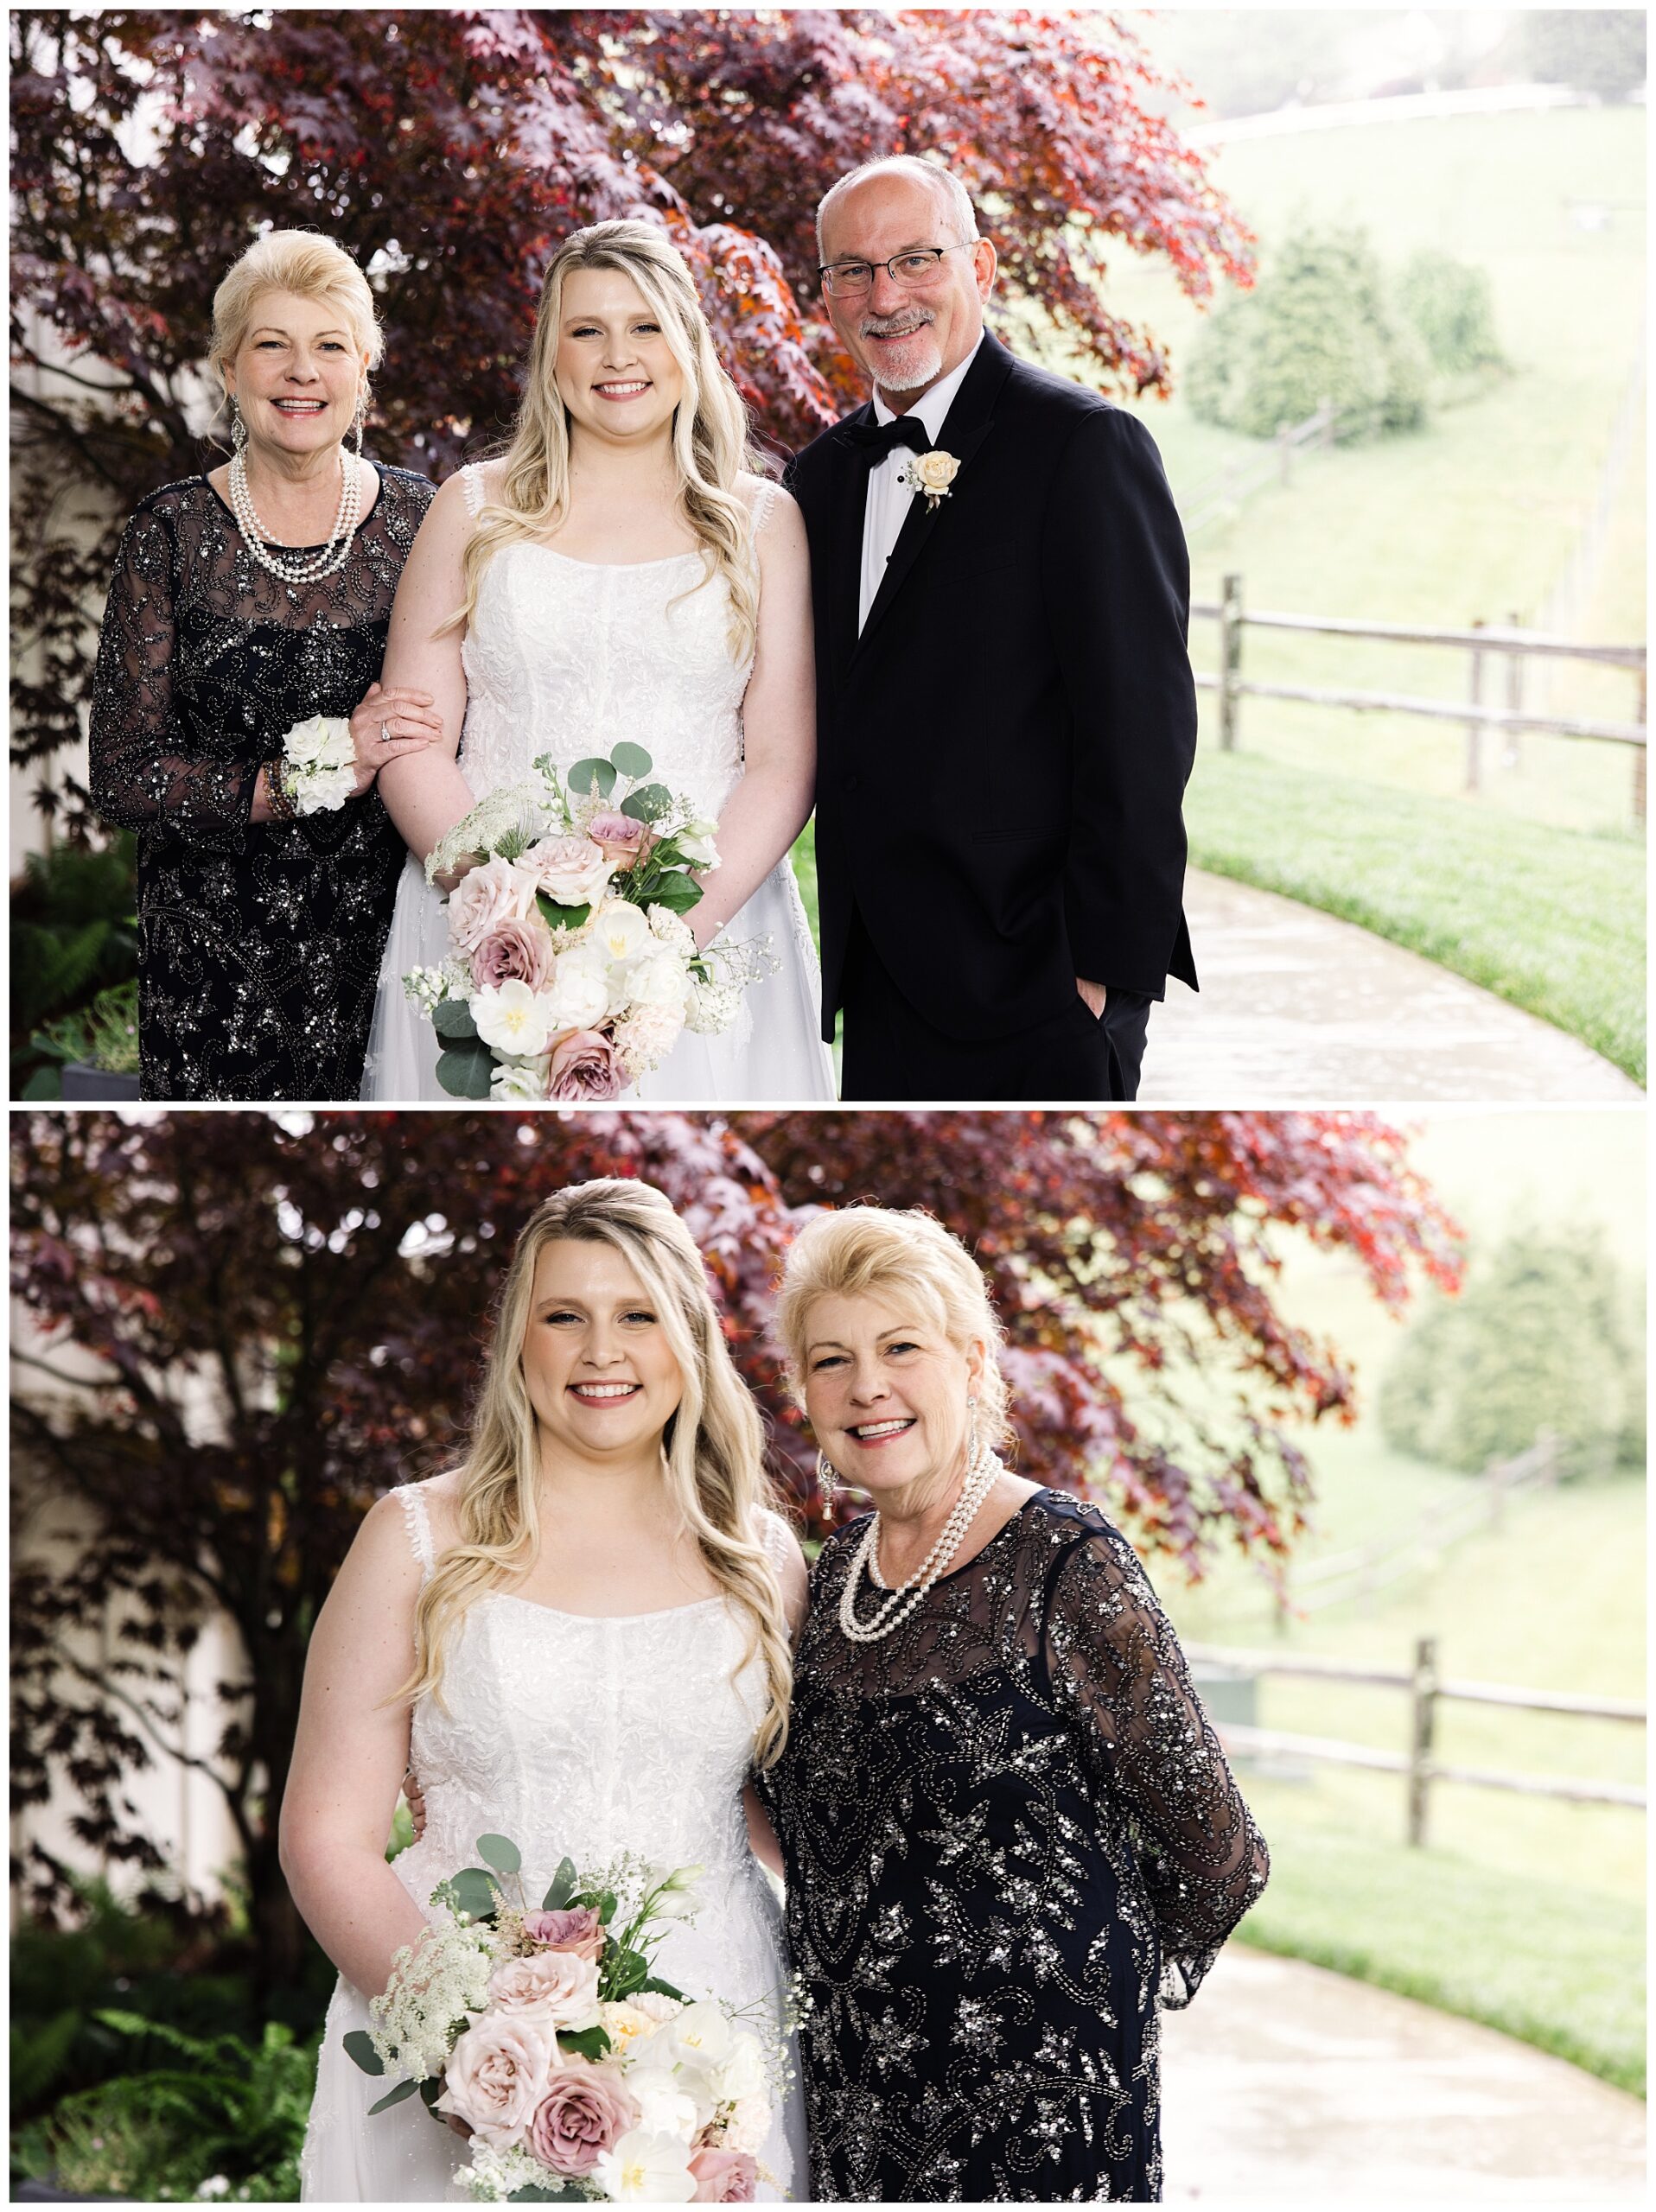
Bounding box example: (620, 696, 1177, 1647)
(802, 1288, 985, 1507)
(552, 267, 686, 449)
(222, 288, 367, 468)
(818, 168, 997, 403)
(519, 1237, 686, 1469)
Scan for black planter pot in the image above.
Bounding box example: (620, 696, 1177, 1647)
(58, 1063, 142, 1102)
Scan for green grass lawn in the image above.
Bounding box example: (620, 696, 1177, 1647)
(1183, 746, 1646, 1079)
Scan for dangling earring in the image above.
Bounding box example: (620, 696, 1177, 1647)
(816, 1450, 842, 1503)
(230, 397, 248, 454)
(965, 1396, 981, 1473)
(352, 385, 368, 458)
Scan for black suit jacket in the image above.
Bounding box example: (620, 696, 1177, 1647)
(788, 330, 1199, 1045)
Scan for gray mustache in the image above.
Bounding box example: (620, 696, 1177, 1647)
(859, 311, 937, 339)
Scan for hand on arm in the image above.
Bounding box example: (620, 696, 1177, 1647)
(278, 1493, 434, 1999)
(1045, 1524, 1268, 2008)
(688, 487, 818, 950)
(373, 473, 479, 870)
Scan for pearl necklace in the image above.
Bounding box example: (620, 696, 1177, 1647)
(227, 445, 361, 584)
(838, 1446, 1002, 1644)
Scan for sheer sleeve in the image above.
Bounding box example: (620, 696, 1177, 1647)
(88, 499, 258, 848)
(1043, 1522, 1268, 2008)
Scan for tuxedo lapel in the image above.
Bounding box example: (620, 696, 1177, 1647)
(854, 333, 1017, 658)
(824, 402, 876, 685)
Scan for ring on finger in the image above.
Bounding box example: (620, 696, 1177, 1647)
(380, 721, 392, 744)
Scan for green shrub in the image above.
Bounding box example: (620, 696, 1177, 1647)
(1379, 1226, 1644, 1473)
(1185, 219, 1430, 442)
(35, 2011, 318, 2202)
(31, 976, 140, 1077)
(10, 831, 139, 1096)
(1398, 248, 1506, 375)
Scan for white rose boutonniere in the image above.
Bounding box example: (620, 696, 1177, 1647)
(898, 448, 961, 513)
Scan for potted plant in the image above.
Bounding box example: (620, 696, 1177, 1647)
(30, 980, 141, 1100)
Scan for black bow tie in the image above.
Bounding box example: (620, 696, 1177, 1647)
(841, 413, 933, 464)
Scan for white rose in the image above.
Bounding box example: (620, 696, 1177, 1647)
(646, 906, 697, 955)
(283, 713, 348, 767)
(291, 756, 358, 815)
(655, 2002, 733, 2070)
(544, 946, 613, 1031)
(470, 979, 558, 1058)
(489, 1053, 551, 1101)
(521, 833, 615, 909)
(593, 899, 652, 964)
(601, 2000, 666, 2056)
(706, 2031, 766, 2106)
(486, 1947, 602, 2030)
(627, 947, 693, 1011)
(627, 2078, 699, 2144)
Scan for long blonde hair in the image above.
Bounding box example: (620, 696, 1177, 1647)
(439, 220, 765, 660)
(398, 1179, 793, 1766)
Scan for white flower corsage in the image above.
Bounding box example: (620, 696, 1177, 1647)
(897, 448, 961, 512)
(279, 714, 357, 814)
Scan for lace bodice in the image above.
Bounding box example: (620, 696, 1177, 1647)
(455, 466, 776, 817)
(389, 1484, 787, 1910)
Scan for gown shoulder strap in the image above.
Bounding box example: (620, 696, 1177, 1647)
(395, 1483, 437, 1585)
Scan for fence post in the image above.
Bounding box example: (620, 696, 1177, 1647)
(1635, 669, 1646, 825)
(1503, 613, 1522, 770)
(1219, 572, 1244, 752)
(1407, 1635, 1437, 1847)
(1465, 620, 1486, 792)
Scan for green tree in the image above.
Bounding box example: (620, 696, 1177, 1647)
(1398, 249, 1506, 377)
(1185, 219, 1429, 441)
(1523, 11, 1646, 101)
(1379, 1225, 1643, 1474)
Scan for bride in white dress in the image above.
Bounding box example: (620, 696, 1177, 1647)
(286, 1179, 811, 2201)
(360, 219, 835, 1102)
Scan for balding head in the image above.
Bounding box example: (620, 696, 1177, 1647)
(816, 156, 979, 262)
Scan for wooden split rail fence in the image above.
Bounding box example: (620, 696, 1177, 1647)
(1189, 575, 1648, 820)
(1188, 1634, 1646, 1847)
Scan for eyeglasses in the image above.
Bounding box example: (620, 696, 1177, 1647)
(818, 241, 978, 298)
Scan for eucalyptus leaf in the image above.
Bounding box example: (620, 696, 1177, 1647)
(557, 2024, 612, 2063)
(567, 758, 616, 799)
(476, 1832, 521, 1874)
(433, 998, 479, 1044)
(536, 892, 591, 936)
(618, 782, 673, 823)
(542, 1856, 578, 1910)
(436, 1042, 494, 1100)
(368, 2077, 421, 2115)
(609, 741, 653, 777)
(419, 2077, 443, 2107)
(450, 1866, 500, 1921)
(343, 2029, 385, 2076)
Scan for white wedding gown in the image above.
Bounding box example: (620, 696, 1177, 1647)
(300, 1485, 808, 2202)
(360, 467, 836, 1102)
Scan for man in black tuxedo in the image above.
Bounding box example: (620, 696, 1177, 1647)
(787, 156, 1198, 1102)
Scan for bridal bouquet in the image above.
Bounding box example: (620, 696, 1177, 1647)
(403, 744, 775, 1103)
(345, 1833, 787, 2203)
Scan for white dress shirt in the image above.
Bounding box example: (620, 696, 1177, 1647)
(857, 336, 984, 632)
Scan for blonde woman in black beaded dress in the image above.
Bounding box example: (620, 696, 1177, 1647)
(88, 231, 441, 1100)
(759, 1205, 1270, 2202)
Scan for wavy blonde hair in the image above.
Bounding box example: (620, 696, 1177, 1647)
(439, 220, 765, 660)
(397, 1179, 793, 1766)
(775, 1206, 1015, 1452)
(210, 229, 382, 386)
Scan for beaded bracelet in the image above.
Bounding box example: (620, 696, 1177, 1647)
(264, 756, 298, 823)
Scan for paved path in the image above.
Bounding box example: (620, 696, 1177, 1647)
(1138, 872, 1642, 1103)
(1162, 1947, 1646, 2202)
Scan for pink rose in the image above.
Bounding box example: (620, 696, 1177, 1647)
(528, 2059, 640, 2178)
(587, 810, 658, 871)
(690, 2149, 758, 2202)
(520, 834, 614, 909)
(470, 917, 556, 994)
(523, 1906, 606, 1961)
(436, 2011, 558, 2147)
(487, 1947, 602, 2030)
(448, 856, 538, 956)
(546, 1027, 624, 1102)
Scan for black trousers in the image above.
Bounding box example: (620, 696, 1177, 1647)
(838, 908, 1152, 1104)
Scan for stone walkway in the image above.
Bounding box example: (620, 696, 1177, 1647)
(1162, 1946, 1646, 2202)
(1139, 872, 1642, 1103)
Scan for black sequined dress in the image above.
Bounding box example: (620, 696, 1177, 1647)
(758, 1489, 1269, 2203)
(87, 464, 434, 1101)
